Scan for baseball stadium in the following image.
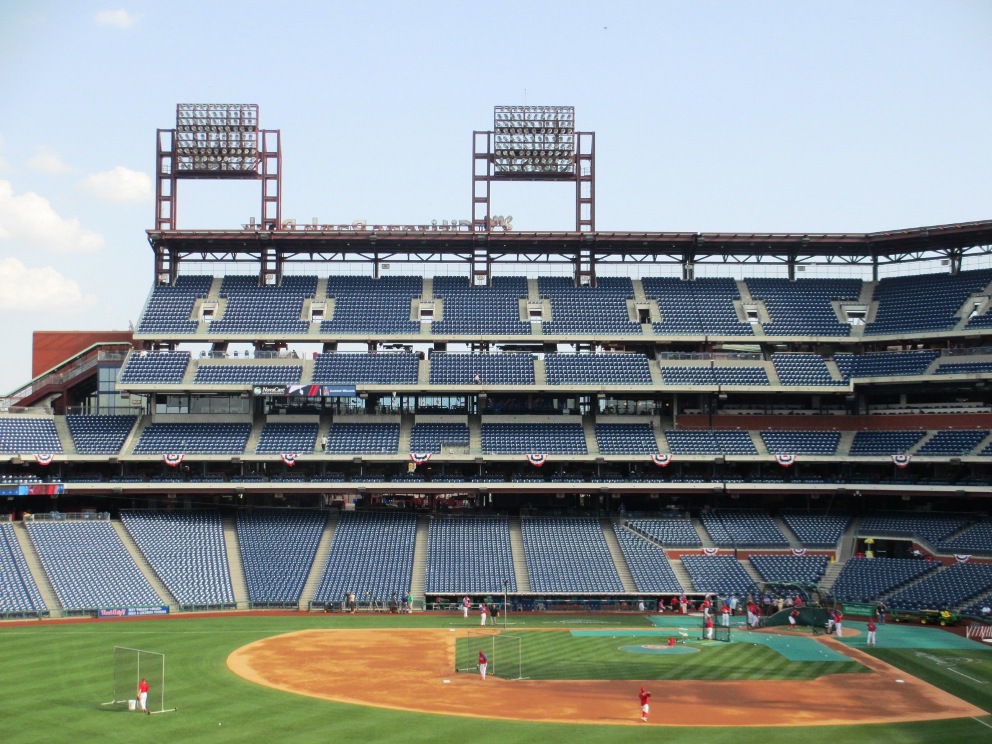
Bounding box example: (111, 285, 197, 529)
(4, 103, 992, 744)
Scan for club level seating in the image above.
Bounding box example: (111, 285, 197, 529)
(848, 431, 925, 456)
(312, 352, 419, 385)
(643, 277, 753, 336)
(595, 423, 659, 454)
(660, 365, 770, 386)
(431, 276, 530, 335)
(136, 274, 213, 334)
(760, 431, 840, 455)
(867, 269, 992, 335)
(209, 275, 316, 334)
(936, 519, 992, 554)
(312, 512, 417, 604)
(0, 417, 63, 454)
(409, 422, 470, 453)
(0, 523, 47, 614)
(613, 526, 683, 593)
(322, 275, 421, 334)
(835, 350, 940, 381)
(133, 423, 251, 454)
(936, 360, 992, 374)
(66, 415, 137, 454)
(744, 277, 862, 336)
(625, 517, 702, 547)
(481, 423, 588, 455)
(325, 423, 400, 454)
(663, 430, 757, 455)
(885, 563, 992, 611)
(429, 353, 535, 386)
(680, 555, 758, 598)
(749, 554, 830, 584)
(119, 351, 191, 384)
(700, 511, 789, 547)
(236, 509, 327, 604)
(424, 516, 517, 594)
(521, 517, 624, 593)
(915, 430, 989, 456)
(544, 353, 653, 385)
(27, 520, 162, 611)
(779, 512, 851, 546)
(255, 422, 319, 454)
(539, 276, 641, 335)
(771, 353, 845, 386)
(859, 513, 972, 544)
(121, 511, 235, 607)
(832, 557, 940, 603)
(193, 364, 302, 385)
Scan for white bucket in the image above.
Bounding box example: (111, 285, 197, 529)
(128, 699, 136, 711)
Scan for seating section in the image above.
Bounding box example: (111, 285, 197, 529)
(312, 353, 419, 385)
(936, 359, 992, 375)
(210, 275, 316, 334)
(749, 554, 830, 584)
(936, 519, 992, 554)
(425, 516, 516, 594)
(521, 517, 624, 593)
(312, 512, 416, 604)
(236, 509, 327, 604)
(432, 276, 529, 335)
(27, 519, 162, 611)
(137, 275, 213, 334)
(885, 563, 992, 611)
(832, 557, 940, 603)
(614, 526, 683, 593)
(915, 430, 989, 456)
(643, 277, 752, 336)
(660, 365, 770, 386)
(626, 517, 702, 547)
(66, 415, 136, 454)
(121, 511, 234, 607)
(835, 350, 939, 380)
(0, 418, 63, 454)
(482, 423, 588, 454)
(780, 512, 851, 546)
(760, 431, 840, 455)
(663, 430, 757, 455)
(745, 277, 861, 336)
(700, 511, 789, 547)
(867, 269, 992, 335)
(0, 523, 47, 614)
(680, 555, 758, 598)
(193, 364, 302, 385)
(539, 276, 641, 335)
(429, 353, 535, 385)
(322, 275, 421, 334)
(849, 431, 925, 456)
(771, 353, 844, 386)
(595, 424, 659, 454)
(325, 423, 400, 454)
(859, 513, 971, 544)
(545, 353, 652, 385)
(133, 423, 251, 454)
(409, 422, 470, 453)
(119, 351, 191, 384)
(255, 422, 319, 454)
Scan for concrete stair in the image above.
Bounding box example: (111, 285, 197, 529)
(52, 417, 77, 455)
(669, 559, 695, 594)
(602, 518, 637, 592)
(111, 520, 176, 607)
(221, 515, 249, 608)
(298, 512, 337, 611)
(409, 514, 430, 603)
(508, 517, 531, 592)
(11, 522, 62, 617)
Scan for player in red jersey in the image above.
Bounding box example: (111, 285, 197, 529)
(639, 686, 651, 722)
(478, 649, 488, 679)
(137, 677, 150, 714)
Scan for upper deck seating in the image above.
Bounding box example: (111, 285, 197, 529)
(745, 277, 861, 336)
(321, 275, 422, 334)
(425, 516, 516, 594)
(432, 276, 529, 335)
(325, 423, 400, 454)
(409, 422, 470, 453)
(539, 277, 641, 335)
(481, 423, 588, 455)
(208, 275, 316, 334)
(236, 509, 327, 604)
(835, 350, 940, 380)
(867, 269, 992, 335)
(193, 364, 302, 385)
(119, 351, 191, 384)
(429, 353, 535, 386)
(121, 510, 234, 607)
(255, 422, 319, 454)
(643, 277, 753, 336)
(660, 365, 770, 386)
(521, 517, 624, 593)
(613, 526, 682, 593)
(760, 431, 840, 455)
(663, 430, 757, 455)
(0, 418, 63, 454)
(312, 352, 419, 385)
(545, 353, 652, 385)
(137, 275, 213, 334)
(915, 430, 989, 456)
(849, 431, 925, 455)
(133, 423, 251, 454)
(936, 360, 992, 374)
(771, 353, 844, 386)
(595, 423, 659, 454)
(66, 415, 137, 454)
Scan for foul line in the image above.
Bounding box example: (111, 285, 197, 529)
(971, 716, 992, 730)
(948, 667, 987, 684)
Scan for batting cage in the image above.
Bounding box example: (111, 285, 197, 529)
(102, 646, 178, 714)
(456, 630, 525, 680)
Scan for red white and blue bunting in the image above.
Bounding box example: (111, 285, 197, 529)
(162, 453, 184, 467)
(775, 454, 796, 468)
(792, 548, 807, 556)
(891, 454, 912, 468)
(409, 452, 433, 466)
(34, 454, 54, 466)
(955, 554, 972, 563)
(703, 547, 720, 556)
(280, 453, 297, 467)
(650, 453, 673, 468)
(526, 453, 548, 467)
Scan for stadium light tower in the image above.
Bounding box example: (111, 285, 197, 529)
(472, 105, 595, 284)
(154, 104, 282, 283)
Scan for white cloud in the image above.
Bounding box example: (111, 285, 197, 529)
(0, 257, 89, 310)
(0, 134, 8, 172)
(28, 147, 71, 174)
(0, 180, 104, 253)
(95, 9, 136, 28)
(80, 166, 152, 203)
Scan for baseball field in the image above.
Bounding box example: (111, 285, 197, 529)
(4, 611, 992, 743)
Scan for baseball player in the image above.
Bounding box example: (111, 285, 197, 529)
(789, 608, 799, 627)
(721, 603, 731, 627)
(866, 617, 877, 647)
(478, 649, 488, 680)
(462, 595, 470, 619)
(834, 608, 844, 638)
(480, 603, 488, 626)
(137, 677, 150, 714)
(639, 686, 651, 722)
(705, 614, 714, 640)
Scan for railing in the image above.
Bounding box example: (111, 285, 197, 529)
(2, 347, 130, 411)
(23, 512, 110, 522)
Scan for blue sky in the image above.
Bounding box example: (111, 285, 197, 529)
(1, 1, 991, 394)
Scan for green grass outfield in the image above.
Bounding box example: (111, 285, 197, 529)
(3, 612, 992, 744)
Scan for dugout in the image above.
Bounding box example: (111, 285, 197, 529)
(756, 581, 830, 634)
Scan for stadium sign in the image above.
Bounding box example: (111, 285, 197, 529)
(270, 216, 513, 232)
(98, 607, 170, 618)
